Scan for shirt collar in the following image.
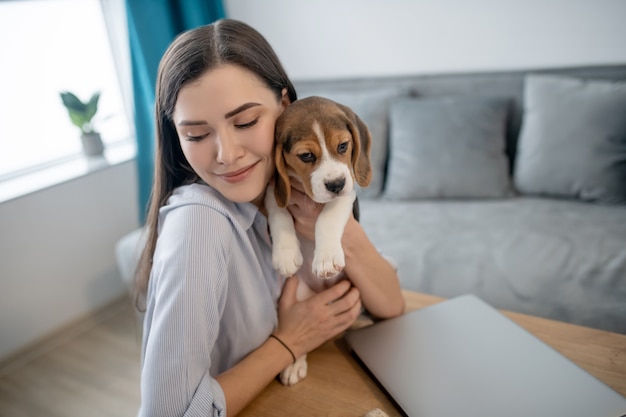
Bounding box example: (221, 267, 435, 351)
(235, 201, 261, 231)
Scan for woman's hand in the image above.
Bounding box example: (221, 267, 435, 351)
(216, 278, 360, 416)
(285, 181, 324, 241)
(274, 277, 361, 358)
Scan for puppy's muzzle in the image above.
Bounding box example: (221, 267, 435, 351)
(325, 178, 346, 194)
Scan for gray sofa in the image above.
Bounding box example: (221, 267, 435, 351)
(295, 65, 626, 334)
(116, 65, 626, 334)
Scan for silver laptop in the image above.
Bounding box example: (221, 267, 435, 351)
(344, 294, 626, 417)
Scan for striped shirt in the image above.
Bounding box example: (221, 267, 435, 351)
(138, 183, 282, 417)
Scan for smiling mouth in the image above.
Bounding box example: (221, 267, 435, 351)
(218, 162, 259, 183)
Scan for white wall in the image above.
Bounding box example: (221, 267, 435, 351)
(0, 161, 139, 361)
(225, 0, 626, 80)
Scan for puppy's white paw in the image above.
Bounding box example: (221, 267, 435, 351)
(272, 242, 303, 277)
(279, 355, 308, 386)
(364, 409, 390, 417)
(312, 244, 345, 279)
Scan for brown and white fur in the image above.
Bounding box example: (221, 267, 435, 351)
(264, 96, 372, 385)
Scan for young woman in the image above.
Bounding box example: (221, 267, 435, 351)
(135, 18, 404, 417)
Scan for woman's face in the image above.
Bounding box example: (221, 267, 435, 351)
(173, 64, 289, 206)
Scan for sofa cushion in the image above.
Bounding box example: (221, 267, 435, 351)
(384, 96, 512, 199)
(514, 74, 626, 204)
(297, 86, 407, 198)
(359, 197, 626, 333)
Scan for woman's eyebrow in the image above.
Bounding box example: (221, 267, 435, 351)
(224, 102, 261, 119)
(177, 120, 208, 126)
(176, 102, 261, 126)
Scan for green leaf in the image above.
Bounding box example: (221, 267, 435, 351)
(60, 91, 87, 112)
(59, 90, 100, 134)
(84, 91, 100, 122)
(67, 108, 88, 130)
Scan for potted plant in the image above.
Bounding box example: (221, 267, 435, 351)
(59, 91, 104, 156)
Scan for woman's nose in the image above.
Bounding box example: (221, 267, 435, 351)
(215, 131, 244, 165)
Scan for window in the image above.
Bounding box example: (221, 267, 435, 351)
(0, 0, 132, 181)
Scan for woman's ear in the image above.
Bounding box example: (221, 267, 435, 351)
(280, 88, 291, 108)
(274, 140, 291, 207)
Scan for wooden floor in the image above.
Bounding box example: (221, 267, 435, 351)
(0, 297, 142, 417)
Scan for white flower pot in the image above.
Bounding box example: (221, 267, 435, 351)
(81, 132, 104, 156)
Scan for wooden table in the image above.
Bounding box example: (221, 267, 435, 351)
(240, 291, 626, 416)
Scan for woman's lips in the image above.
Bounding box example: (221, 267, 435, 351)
(217, 162, 258, 183)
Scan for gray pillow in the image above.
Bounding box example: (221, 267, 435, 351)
(297, 87, 407, 198)
(383, 96, 512, 200)
(514, 75, 626, 204)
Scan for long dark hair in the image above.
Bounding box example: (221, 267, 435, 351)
(135, 19, 297, 308)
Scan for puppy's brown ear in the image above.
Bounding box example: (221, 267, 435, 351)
(339, 103, 372, 187)
(274, 138, 291, 208)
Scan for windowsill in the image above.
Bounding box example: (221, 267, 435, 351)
(0, 140, 137, 204)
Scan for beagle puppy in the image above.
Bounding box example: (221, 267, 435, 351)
(264, 96, 372, 385)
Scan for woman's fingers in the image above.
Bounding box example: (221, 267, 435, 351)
(286, 183, 325, 241)
(334, 297, 362, 332)
(310, 281, 361, 320)
(329, 286, 361, 316)
(287, 186, 305, 207)
(288, 186, 322, 213)
(276, 279, 362, 355)
(289, 179, 306, 194)
(314, 280, 352, 305)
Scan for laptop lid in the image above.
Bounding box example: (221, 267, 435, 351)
(344, 294, 626, 417)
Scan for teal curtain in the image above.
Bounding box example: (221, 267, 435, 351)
(126, 0, 225, 224)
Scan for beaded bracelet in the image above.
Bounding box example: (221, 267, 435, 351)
(269, 334, 296, 363)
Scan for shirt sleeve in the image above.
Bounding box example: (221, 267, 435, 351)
(138, 204, 232, 417)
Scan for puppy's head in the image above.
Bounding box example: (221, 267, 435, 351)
(274, 96, 372, 207)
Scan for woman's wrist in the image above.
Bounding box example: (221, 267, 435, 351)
(269, 334, 296, 363)
(217, 333, 299, 415)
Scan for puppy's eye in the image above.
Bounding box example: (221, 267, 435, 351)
(337, 142, 349, 154)
(297, 152, 317, 163)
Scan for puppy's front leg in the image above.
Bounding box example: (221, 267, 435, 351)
(312, 190, 356, 279)
(265, 184, 303, 277)
(278, 279, 315, 386)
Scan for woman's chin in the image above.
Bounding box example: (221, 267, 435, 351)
(207, 171, 270, 206)
(220, 186, 265, 206)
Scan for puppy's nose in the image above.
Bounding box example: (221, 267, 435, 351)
(325, 178, 345, 194)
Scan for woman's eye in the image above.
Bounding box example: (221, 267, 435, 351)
(298, 152, 317, 163)
(235, 118, 259, 129)
(186, 134, 208, 142)
(337, 142, 349, 154)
